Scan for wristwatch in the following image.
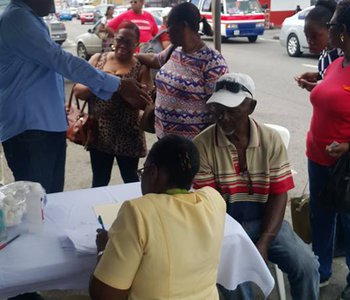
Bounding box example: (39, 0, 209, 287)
(97, 250, 104, 257)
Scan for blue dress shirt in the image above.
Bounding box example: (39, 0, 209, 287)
(0, 0, 120, 142)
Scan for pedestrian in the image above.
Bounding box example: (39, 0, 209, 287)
(97, 5, 115, 53)
(193, 72, 320, 300)
(137, 2, 228, 140)
(106, 0, 158, 49)
(295, 5, 302, 13)
(303, 1, 350, 298)
(74, 21, 153, 187)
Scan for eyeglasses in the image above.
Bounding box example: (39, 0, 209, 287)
(115, 37, 136, 48)
(326, 22, 341, 29)
(215, 81, 253, 98)
(136, 166, 152, 179)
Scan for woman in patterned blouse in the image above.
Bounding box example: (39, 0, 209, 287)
(137, 2, 228, 140)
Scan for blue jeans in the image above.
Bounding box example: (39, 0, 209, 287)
(218, 220, 320, 300)
(308, 159, 350, 284)
(3, 130, 66, 193)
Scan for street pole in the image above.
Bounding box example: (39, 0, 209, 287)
(212, 0, 221, 52)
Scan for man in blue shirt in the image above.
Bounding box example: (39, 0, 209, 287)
(0, 0, 150, 199)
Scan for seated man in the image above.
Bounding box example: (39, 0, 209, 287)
(193, 72, 320, 300)
(89, 135, 226, 300)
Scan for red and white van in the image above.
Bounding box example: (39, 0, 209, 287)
(190, 0, 265, 42)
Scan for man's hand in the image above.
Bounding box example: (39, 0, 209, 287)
(96, 229, 108, 253)
(119, 78, 152, 110)
(325, 142, 349, 158)
(294, 72, 319, 92)
(256, 234, 272, 263)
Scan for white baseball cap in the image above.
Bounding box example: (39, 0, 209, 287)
(207, 72, 255, 108)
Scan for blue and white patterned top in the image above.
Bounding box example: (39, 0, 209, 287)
(155, 45, 228, 140)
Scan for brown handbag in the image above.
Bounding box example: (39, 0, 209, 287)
(290, 184, 312, 244)
(66, 88, 98, 148)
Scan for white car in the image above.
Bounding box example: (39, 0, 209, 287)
(279, 6, 313, 57)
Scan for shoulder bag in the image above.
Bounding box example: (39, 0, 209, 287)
(66, 87, 98, 148)
(320, 153, 350, 213)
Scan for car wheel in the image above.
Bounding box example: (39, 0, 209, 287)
(221, 36, 229, 43)
(77, 42, 90, 60)
(287, 33, 302, 57)
(56, 41, 63, 46)
(248, 36, 258, 43)
(81, 21, 84, 25)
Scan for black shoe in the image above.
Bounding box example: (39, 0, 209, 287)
(8, 292, 45, 300)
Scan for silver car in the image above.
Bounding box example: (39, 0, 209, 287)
(76, 20, 104, 59)
(44, 15, 67, 45)
(279, 6, 313, 57)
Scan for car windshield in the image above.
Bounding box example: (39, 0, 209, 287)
(225, 0, 262, 14)
(82, 7, 94, 12)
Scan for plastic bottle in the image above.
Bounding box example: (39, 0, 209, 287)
(0, 206, 7, 242)
(25, 182, 46, 234)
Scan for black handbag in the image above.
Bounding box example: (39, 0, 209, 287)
(320, 153, 350, 213)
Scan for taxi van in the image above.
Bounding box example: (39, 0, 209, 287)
(190, 0, 265, 42)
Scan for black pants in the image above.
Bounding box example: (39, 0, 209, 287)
(3, 130, 66, 193)
(90, 149, 139, 187)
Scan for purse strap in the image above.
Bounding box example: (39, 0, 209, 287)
(67, 84, 90, 115)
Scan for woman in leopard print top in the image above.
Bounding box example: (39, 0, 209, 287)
(74, 21, 153, 186)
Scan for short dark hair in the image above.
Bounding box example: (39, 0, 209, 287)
(305, 0, 337, 28)
(116, 20, 140, 42)
(168, 2, 213, 36)
(336, 0, 350, 35)
(147, 135, 200, 190)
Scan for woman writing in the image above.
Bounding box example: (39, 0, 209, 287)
(305, 1, 350, 298)
(137, 2, 228, 140)
(74, 21, 152, 187)
(97, 6, 115, 53)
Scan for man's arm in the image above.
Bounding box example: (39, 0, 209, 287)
(255, 193, 287, 262)
(90, 276, 129, 300)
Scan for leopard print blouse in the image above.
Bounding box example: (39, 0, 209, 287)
(88, 53, 147, 158)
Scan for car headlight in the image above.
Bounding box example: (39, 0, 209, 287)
(226, 24, 238, 29)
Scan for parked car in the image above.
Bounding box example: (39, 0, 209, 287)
(68, 7, 78, 18)
(279, 6, 313, 57)
(76, 20, 104, 60)
(77, 5, 95, 20)
(94, 4, 111, 22)
(58, 10, 73, 21)
(44, 15, 67, 45)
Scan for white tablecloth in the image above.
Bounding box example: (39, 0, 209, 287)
(0, 183, 274, 298)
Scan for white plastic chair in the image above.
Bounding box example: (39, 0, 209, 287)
(0, 144, 4, 186)
(264, 123, 289, 300)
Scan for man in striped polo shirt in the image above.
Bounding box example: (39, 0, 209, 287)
(193, 72, 319, 300)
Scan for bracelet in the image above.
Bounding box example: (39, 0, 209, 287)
(97, 250, 104, 257)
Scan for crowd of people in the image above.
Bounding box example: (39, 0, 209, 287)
(0, 0, 350, 299)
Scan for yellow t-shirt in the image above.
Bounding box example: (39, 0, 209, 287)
(94, 186, 226, 300)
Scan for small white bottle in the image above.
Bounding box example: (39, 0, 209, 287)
(0, 207, 7, 242)
(25, 182, 46, 234)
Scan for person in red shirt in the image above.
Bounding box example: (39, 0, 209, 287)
(107, 0, 158, 47)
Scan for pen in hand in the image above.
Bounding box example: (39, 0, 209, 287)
(98, 215, 105, 230)
(0, 234, 21, 251)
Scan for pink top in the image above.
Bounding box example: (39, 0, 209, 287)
(108, 10, 158, 44)
(307, 57, 350, 166)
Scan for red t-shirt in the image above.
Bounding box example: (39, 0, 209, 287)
(307, 57, 350, 166)
(108, 10, 158, 44)
(158, 24, 169, 43)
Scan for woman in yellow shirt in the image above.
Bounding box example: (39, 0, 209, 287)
(89, 135, 226, 300)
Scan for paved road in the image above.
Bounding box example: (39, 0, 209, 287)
(1, 21, 348, 300)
